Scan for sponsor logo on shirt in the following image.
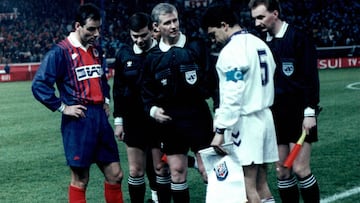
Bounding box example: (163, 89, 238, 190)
(126, 61, 133, 67)
(161, 78, 167, 86)
(232, 131, 242, 146)
(71, 53, 78, 60)
(75, 64, 103, 81)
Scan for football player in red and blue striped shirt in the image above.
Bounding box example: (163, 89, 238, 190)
(32, 3, 124, 203)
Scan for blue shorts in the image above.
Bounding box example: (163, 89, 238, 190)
(61, 104, 120, 167)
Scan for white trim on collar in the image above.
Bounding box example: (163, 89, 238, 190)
(159, 32, 186, 52)
(133, 38, 158, 54)
(67, 32, 90, 51)
(266, 21, 289, 41)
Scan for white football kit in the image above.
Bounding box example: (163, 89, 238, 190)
(214, 32, 279, 165)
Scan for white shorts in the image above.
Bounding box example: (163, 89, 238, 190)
(225, 108, 279, 165)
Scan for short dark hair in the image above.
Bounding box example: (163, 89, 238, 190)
(248, 0, 282, 18)
(75, 3, 101, 26)
(201, 5, 239, 31)
(128, 12, 152, 32)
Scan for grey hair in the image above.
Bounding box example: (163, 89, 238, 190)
(151, 3, 178, 24)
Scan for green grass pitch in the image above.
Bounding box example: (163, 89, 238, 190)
(0, 68, 359, 202)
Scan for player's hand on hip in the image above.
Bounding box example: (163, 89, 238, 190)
(154, 107, 172, 123)
(303, 116, 316, 134)
(63, 104, 87, 118)
(114, 125, 124, 141)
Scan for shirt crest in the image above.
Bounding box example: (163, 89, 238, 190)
(185, 70, 197, 85)
(92, 48, 99, 58)
(282, 62, 294, 76)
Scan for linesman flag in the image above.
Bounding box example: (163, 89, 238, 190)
(283, 130, 307, 168)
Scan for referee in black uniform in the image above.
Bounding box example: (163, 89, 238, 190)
(112, 12, 161, 203)
(142, 3, 217, 203)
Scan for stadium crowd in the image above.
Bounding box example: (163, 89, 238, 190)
(0, 0, 359, 63)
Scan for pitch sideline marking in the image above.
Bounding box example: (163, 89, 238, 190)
(346, 82, 360, 90)
(320, 186, 360, 203)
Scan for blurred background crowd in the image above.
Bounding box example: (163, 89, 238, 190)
(0, 0, 359, 63)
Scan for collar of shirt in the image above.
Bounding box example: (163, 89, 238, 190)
(159, 32, 186, 52)
(227, 29, 248, 44)
(266, 21, 288, 42)
(68, 32, 91, 51)
(133, 38, 158, 54)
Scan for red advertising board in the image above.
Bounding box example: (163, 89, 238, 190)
(318, 57, 360, 69)
(0, 63, 40, 82)
(0, 62, 114, 82)
(1, 57, 359, 82)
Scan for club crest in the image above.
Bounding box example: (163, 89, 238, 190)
(214, 161, 229, 181)
(185, 70, 197, 85)
(282, 62, 294, 76)
(92, 48, 99, 58)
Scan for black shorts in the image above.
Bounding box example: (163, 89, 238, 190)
(271, 101, 318, 145)
(123, 112, 160, 150)
(159, 103, 213, 155)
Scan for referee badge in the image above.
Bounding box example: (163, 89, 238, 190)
(214, 161, 229, 181)
(282, 62, 294, 76)
(185, 70, 197, 85)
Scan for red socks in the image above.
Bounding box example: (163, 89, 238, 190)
(104, 182, 124, 203)
(69, 185, 86, 203)
(68, 183, 123, 203)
